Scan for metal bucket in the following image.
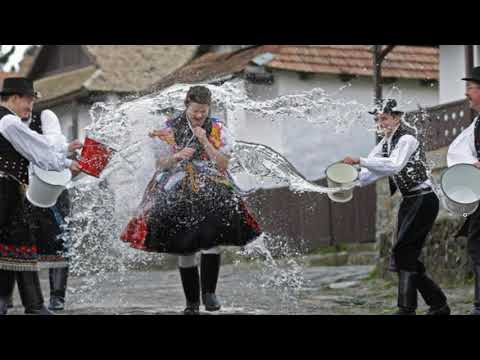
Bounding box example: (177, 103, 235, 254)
(78, 137, 114, 178)
(326, 162, 359, 203)
(440, 163, 480, 217)
(26, 166, 72, 208)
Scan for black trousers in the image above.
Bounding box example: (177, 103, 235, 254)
(465, 207, 480, 267)
(391, 192, 439, 273)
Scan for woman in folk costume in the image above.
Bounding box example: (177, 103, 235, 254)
(0, 78, 81, 315)
(343, 99, 450, 315)
(447, 66, 480, 315)
(28, 110, 80, 311)
(121, 86, 262, 315)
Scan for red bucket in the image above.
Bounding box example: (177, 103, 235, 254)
(78, 137, 114, 178)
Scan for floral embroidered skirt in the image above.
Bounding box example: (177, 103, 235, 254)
(121, 166, 262, 255)
(0, 177, 38, 272)
(30, 191, 70, 269)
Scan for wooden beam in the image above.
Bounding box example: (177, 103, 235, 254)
(379, 45, 395, 62)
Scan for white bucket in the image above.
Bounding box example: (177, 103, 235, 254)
(440, 163, 480, 216)
(326, 162, 359, 203)
(26, 166, 72, 208)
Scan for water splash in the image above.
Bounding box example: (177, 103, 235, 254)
(61, 78, 429, 307)
(231, 141, 358, 194)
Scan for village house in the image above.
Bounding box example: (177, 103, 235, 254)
(151, 45, 440, 250)
(26, 45, 201, 140)
(15, 44, 469, 254)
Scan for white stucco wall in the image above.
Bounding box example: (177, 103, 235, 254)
(230, 71, 439, 186)
(275, 71, 438, 181)
(440, 45, 467, 104)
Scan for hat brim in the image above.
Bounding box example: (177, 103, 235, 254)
(369, 110, 404, 116)
(462, 77, 480, 83)
(0, 91, 41, 99)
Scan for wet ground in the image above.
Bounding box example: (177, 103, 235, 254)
(7, 264, 477, 315)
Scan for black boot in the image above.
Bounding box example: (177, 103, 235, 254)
(179, 266, 200, 315)
(201, 254, 222, 312)
(393, 271, 418, 315)
(471, 266, 480, 315)
(417, 273, 450, 315)
(0, 270, 16, 315)
(16, 271, 54, 315)
(49, 267, 68, 311)
(6, 292, 14, 309)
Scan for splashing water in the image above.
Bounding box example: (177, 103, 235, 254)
(62, 78, 429, 309)
(230, 141, 359, 195)
(231, 233, 309, 311)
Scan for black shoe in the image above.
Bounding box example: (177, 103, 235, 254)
(49, 296, 65, 311)
(201, 254, 222, 312)
(427, 304, 451, 316)
(183, 302, 200, 315)
(392, 308, 416, 315)
(179, 266, 201, 316)
(417, 272, 450, 316)
(202, 293, 221, 312)
(0, 270, 16, 315)
(16, 272, 55, 315)
(6, 292, 14, 309)
(395, 271, 418, 315)
(0, 297, 8, 315)
(48, 267, 68, 311)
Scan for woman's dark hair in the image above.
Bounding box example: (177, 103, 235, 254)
(185, 86, 212, 106)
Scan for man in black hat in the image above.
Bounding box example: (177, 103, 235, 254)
(342, 98, 450, 315)
(0, 77, 80, 315)
(447, 66, 480, 315)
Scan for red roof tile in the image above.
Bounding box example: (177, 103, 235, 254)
(152, 45, 438, 91)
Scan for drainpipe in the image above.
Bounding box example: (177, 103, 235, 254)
(373, 45, 396, 106)
(465, 45, 474, 80)
(373, 45, 396, 143)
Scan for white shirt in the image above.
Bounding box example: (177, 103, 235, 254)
(40, 110, 69, 154)
(0, 108, 72, 172)
(358, 127, 431, 190)
(447, 116, 479, 167)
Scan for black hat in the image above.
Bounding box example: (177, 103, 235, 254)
(368, 98, 404, 116)
(462, 66, 480, 84)
(0, 77, 41, 98)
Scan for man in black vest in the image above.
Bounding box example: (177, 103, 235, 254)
(0, 78, 80, 315)
(447, 66, 480, 315)
(342, 99, 450, 315)
(6, 110, 79, 312)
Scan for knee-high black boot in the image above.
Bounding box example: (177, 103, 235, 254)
(16, 271, 54, 315)
(394, 271, 418, 315)
(0, 270, 16, 315)
(471, 266, 480, 315)
(179, 266, 200, 315)
(417, 273, 450, 315)
(49, 267, 69, 311)
(201, 254, 221, 312)
(6, 290, 14, 309)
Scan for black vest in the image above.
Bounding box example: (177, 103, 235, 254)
(0, 106, 30, 184)
(382, 124, 428, 196)
(474, 116, 480, 160)
(29, 112, 43, 135)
